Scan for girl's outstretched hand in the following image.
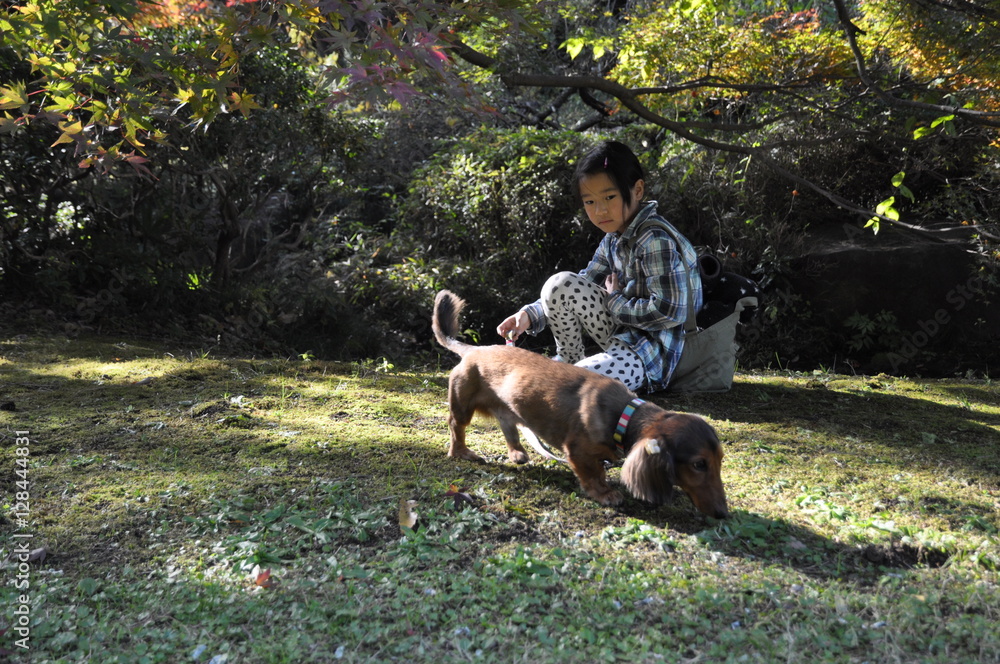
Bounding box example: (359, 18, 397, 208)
(497, 311, 529, 342)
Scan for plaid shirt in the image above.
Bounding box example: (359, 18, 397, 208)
(522, 201, 702, 392)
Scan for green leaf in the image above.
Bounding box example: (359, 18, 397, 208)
(913, 126, 933, 139)
(286, 515, 309, 531)
(930, 114, 954, 128)
(47, 95, 80, 113)
(562, 37, 585, 60)
(874, 196, 896, 215)
(0, 113, 19, 134)
(0, 83, 29, 111)
(867, 195, 901, 234)
(891, 172, 915, 203)
(78, 578, 100, 596)
(674, 0, 714, 17)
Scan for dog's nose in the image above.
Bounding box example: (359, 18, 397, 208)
(701, 497, 728, 519)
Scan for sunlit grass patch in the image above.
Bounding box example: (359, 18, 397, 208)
(1, 335, 999, 662)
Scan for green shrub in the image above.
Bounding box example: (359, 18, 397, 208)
(394, 127, 685, 341)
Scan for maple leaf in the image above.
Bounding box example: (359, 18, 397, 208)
(51, 119, 86, 147)
(0, 83, 29, 112)
(125, 153, 154, 179)
(228, 92, 262, 118)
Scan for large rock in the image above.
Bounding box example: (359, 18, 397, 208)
(787, 224, 998, 376)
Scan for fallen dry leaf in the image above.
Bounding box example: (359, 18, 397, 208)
(254, 568, 278, 589)
(787, 538, 808, 551)
(398, 499, 418, 530)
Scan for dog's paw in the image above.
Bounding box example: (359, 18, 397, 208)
(593, 488, 624, 507)
(449, 450, 486, 464)
(508, 450, 529, 464)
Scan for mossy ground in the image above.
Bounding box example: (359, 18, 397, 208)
(1, 334, 998, 663)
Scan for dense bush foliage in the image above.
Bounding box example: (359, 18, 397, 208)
(2, 0, 998, 374)
(393, 129, 594, 337)
(1, 42, 367, 352)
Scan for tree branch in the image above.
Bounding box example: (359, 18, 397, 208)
(831, 0, 1000, 127)
(914, 0, 1000, 23)
(445, 36, 984, 245)
(578, 88, 612, 116)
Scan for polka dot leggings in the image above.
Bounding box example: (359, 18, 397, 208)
(540, 271, 646, 391)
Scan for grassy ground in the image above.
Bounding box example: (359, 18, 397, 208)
(1, 334, 999, 663)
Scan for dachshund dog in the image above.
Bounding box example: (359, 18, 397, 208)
(432, 290, 728, 518)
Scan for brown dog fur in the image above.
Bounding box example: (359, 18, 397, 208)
(432, 290, 728, 518)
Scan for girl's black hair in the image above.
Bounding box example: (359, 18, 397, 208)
(573, 140, 646, 209)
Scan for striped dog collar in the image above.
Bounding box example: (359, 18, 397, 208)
(613, 398, 646, 450)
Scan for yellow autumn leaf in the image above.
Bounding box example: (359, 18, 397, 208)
(175, 88, 197, 105)
(0, 84, 28, 111)
(229, 92, 262, 118)
(51, 120, 84, 146)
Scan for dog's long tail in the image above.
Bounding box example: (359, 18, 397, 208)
(432, 290, 472, 357)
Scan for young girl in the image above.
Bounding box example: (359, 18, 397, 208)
(496, 140, 702, 393)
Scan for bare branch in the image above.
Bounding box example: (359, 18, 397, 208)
(571, 113, 610, 132)
(578, 88, 612, 116)
(533, 87, 576, 126)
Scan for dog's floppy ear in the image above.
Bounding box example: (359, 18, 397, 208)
(621, 438, 675, 504)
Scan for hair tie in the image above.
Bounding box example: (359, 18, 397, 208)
(603, 157, 608, 169)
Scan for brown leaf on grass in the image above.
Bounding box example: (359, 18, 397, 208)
(254, 568, 278, 589)
(398, 499, 418, 531)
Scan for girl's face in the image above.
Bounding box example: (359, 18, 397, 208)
(579, 173, 645, 235)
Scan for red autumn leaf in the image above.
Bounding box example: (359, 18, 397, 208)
(255, 568, 277, 588)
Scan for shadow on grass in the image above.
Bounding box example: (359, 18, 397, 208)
(658, 379, 1000, 481)
(3, 341, 995, 588)
(490, 456, 950, 583)
(621, 500, 951, 583)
